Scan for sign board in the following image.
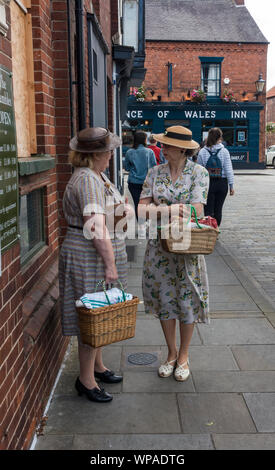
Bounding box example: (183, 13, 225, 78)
(0, 65, 18, 255)
(230, 152, 248, 161)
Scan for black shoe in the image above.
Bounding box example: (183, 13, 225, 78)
(75, 377, 113, 402)
(94, 369, 123, 384)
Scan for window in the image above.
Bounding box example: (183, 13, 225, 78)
(10, 0, 36, 156)
(93, 49, 98, 82)
(20, 188, 45, 264)
(202, 119, 249, 147)
(200, 57, 223, 98)
(123, 0, 139, 51)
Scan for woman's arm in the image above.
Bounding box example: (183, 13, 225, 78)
(83, 214, 118, 284)
(138, 199, 203, 220)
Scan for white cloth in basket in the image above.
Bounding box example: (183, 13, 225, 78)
(76, 288, 133, 309)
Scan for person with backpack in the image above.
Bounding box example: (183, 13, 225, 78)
(197, 127, 234, 226)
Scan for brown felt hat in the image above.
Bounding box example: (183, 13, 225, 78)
(69, 127, 121, 153)
(153, 126, 199, 150)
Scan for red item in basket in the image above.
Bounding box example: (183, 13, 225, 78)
(191, 216, 218, 229)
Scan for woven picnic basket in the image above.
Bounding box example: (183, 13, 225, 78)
(159, 205, 219, 255)
(77, 281, 139, 348)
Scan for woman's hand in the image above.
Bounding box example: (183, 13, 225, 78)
(230, 188, 235, 196)
(105, 263, 118, 285)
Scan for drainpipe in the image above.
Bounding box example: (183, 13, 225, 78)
(66, 0, 74, 137)
(75, 0, 86, 130)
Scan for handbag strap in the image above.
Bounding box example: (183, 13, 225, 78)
(95, 279, 126, 304)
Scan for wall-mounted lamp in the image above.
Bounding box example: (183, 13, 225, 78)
(255, 73, 265, 100)
(242, 91, 249, 102)
(166, 62, 173, 96)
(185, 90, 191, 101)
(150, 90, 155, 97)
(157, 95, 162, 101)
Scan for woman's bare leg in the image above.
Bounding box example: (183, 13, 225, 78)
(178, 322, 194, 365)
(160, 319, 178, 361)
(78, 340, 99, 389)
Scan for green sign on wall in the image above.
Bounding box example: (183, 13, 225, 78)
(0, 65, 18, 254)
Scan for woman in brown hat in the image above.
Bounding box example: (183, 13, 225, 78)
(138, 126, 210, 382)
(59, 127, 134, 402)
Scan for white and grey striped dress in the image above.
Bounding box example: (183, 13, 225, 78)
(59, 167, 127, 337)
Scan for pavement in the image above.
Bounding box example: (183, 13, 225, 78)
(33, 169, 275, 451)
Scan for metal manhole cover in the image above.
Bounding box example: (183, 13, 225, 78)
(128, 353, 158, 365)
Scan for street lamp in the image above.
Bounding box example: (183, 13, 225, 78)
(255, 73, 265, 100)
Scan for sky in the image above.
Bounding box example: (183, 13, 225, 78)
(245, 0, 275, 91)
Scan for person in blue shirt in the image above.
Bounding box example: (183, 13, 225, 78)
(124, 131, 157, 219)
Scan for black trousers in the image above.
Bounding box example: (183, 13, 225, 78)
(128, 182, 144, 220)
(205, 178, 228, 226)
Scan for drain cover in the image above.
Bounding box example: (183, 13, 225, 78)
(128, 352, 158, 365)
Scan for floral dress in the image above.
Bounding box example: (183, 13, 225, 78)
(140, 160, 210, 324)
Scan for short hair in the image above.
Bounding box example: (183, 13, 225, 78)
(133, 131, 147, 149)
(149, 135, 156, 144)
(68, 150, 94, 169)
(206, 127, 223, 148)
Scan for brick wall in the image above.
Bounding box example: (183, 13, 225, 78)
(143, 40, 267, 163)
(0, 0, 119, 449)
(0, 0, 68, 450)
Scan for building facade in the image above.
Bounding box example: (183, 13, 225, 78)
(124, 0, 268, 168)
(0, 0, 143, 450)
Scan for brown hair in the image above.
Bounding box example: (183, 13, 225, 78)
(206, 127, 223, 148)
(68, 150, 94, 169)
(133, 131, 147, 149)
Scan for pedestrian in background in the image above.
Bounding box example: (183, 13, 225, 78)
(148, 135, 165, 164)
(197, 127, 234, 226)
(124, 131, 157, 219)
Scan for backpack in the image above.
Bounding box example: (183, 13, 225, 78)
(205, 148, 223, 178)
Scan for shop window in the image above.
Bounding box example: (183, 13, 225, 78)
(164, 120, 190, 128)
(200, 57, 223, 99)
(20, 188, 45, 264)
(202, 119, 248, 147)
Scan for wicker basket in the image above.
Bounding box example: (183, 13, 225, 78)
(77, 296, 139, 348)
(160, 226, 219, 255)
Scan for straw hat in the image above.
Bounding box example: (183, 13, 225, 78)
(152, 126, 199, 150)
(69, 127, 121, 153)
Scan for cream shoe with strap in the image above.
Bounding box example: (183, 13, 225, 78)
(174, 359, 190, 382)
(158, 357, 177, 378)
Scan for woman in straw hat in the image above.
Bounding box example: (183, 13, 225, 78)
(138, 126, 210, 382)
(59, 127, 134, 403)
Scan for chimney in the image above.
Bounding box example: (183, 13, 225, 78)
(234, 0, 245, 5)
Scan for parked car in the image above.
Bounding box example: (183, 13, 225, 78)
(266, 145, 275, 167)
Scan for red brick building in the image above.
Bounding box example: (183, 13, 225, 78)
(0, 0, 143, 450)
(125, 0, 268, 168)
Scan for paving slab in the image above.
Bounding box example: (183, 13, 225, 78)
(198, 318, 275, 345)
(231, 345, 275, 370)
(243, 393, 275, 432)
(206, 256, 239, 285)
(177, 393, 256, 434)
(71, 433, 214, 450)
(192, 370, 275, 392)
(35, 435, 74, 451)
(212, 433, 275, 450)
(44, 393, 181, 435)
(188, 346, 239, 370)
(122, 371, 195, 393)
(122, 318, 202, 346)
(209, 285, 260, 311)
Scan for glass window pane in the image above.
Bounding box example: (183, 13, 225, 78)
(215, 120, 234, 127)
(201, 63, 220, 96)
(123, 0, 138, 51)
(20, 189, 45, 261)
(222, 128, 234, 146)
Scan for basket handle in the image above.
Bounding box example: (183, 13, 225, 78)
(190, 205, 203, 229)
(95, 279, 126, 304)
